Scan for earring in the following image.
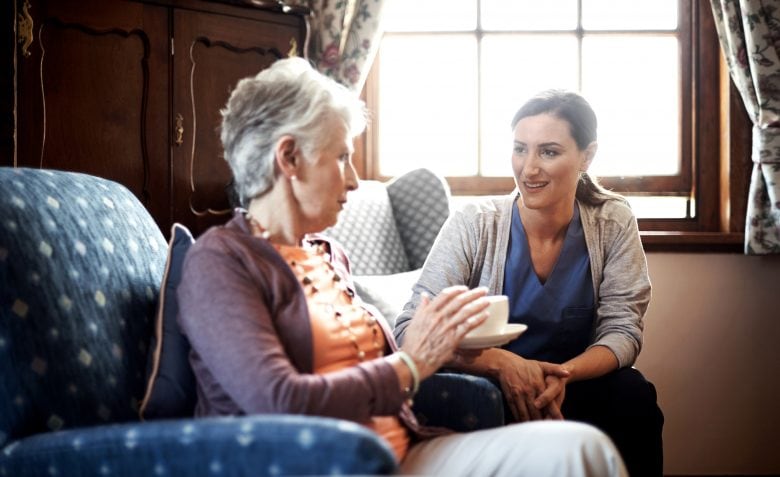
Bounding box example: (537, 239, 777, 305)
(290, 175, 298, 181)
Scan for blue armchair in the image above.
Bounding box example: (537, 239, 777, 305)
(0, 167, 504, 476)
(0, 168, 395, 476)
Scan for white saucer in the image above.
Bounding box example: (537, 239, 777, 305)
(458, 324, 528, 350)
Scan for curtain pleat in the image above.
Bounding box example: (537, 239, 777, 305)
(301, 0, 386, 91)
(711, 0, 780, 254)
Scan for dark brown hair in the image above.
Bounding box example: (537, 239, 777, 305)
(511, 90, 621, 206)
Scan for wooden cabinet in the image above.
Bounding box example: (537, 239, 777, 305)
(2, 0, 309, 236)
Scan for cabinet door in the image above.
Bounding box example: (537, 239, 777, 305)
(171, 8, 305, 236)
(15, 0, 170, 229)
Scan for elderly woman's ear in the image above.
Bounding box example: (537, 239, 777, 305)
(275, 135, 299, 180)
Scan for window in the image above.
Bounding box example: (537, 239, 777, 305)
(359, 0, 749, 250)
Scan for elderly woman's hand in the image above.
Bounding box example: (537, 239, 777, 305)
(400, 286, 489, 379)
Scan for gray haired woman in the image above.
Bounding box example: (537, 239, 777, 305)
(177, 58, 627, 476)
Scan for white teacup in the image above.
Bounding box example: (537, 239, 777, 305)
(466, 295, 509, 338)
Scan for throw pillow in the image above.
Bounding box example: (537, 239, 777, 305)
(140, 223, 197, 419)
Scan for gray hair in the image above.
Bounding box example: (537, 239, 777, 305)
(220, 57, 367, 206)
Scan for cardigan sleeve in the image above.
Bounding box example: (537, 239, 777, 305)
(588, 205, 651, 367)
(177, 229, 406, 421)
(393, 208, 479, 344)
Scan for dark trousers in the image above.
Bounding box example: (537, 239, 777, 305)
(561, 367, 664, 477)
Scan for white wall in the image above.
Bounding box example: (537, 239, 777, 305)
(636, 253, 780, 475)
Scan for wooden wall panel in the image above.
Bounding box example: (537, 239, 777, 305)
(5, 0, 309, 236)
(13, 0, 169, 227)
(0, 2, 16, 166)
(171, 8, 304, 236)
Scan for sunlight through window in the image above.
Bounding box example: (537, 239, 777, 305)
(378, 0, 686, 218)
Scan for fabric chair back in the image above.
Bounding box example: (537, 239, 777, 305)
(0, 168, 166, 446)
(325, 168, 450, 275)
(386, 168, 451, 270)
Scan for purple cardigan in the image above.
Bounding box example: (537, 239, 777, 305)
(177, 213, 425, 432)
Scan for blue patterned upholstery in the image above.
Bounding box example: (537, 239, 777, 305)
(0, 168, 396, 476)
(0, 168, 166, 445)
(413, 373, 505, 432)
(0, 415, 395, 477)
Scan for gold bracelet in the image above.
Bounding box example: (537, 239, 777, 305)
(396, 351, 420, 402)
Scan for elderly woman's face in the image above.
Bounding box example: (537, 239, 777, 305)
(511, 113, 591, 213)
(293, 118, 358, 233)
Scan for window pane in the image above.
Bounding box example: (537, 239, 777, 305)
(453, 195, 690, 218)
(382, 0, 476, 32)
(582, 36, 679, 177)
(481, 0, 578, 31)
(480, 34, 579, 176)
(582, 0, 678, 30)
(625, 196, 690, 218)
(378, 35, 478, 177)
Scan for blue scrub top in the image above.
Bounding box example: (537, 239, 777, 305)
(502, 202, 595, 364)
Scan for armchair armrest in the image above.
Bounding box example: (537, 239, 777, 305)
(0, 415, 396, 476)
(413, 372, 506, 432)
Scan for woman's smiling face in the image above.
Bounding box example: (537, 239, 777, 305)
(511, 113, 594, 213)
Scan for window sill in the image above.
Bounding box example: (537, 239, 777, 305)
(446, 196, 746, 253)
(640, 231, 744, 253)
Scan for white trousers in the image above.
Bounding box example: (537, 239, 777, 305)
(399, 421, 628, 477)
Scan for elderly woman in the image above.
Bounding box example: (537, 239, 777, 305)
(177, 58, 627, 476)
(394, 90, 663, 477)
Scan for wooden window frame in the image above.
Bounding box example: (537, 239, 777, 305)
(353, 0, 749, 252)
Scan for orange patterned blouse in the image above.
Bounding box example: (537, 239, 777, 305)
(275, 243, 410, 461)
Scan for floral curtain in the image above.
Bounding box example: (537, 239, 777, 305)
(300, 0, 387, 91)
(710, 0, 780, 254)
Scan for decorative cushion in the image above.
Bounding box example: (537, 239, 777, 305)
(324, 181, 410, 275)
(0, 168, 166, 446)
(354, 269, 422, 327)
(386, 168, 451, 270)
(140, 224, 197, 419)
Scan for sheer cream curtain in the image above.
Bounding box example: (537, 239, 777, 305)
(711, 0, 780, 254)
(301, 0, 387, 91)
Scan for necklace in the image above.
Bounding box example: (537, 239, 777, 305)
(247, 211, 384, 362)
(287, 243, 384, 361)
